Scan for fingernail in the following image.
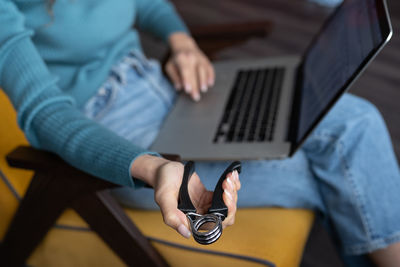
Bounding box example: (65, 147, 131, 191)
(193, 93, 200, 102)
(227, 177, 234, 190)
(185, 83, 192, 93)
(231, 171, 237, 181)
(224, 189, 233, 201)
(178, 224, 191, 238)
(201, 84, 208, 93)
(208, 78, 214, 87)
(234, 170, 239, 181)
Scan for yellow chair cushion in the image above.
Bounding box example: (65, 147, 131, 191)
(0, 91, 32, 193)
(0, 90, 33, 239)
(26, 208, 314, 267)
(0, 89, 314, 267)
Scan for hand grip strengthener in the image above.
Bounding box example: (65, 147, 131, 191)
(178, 161, 241, 245)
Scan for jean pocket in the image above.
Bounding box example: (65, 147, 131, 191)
(82, 80, 119, 120)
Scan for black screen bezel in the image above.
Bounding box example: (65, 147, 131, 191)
(288, 0, 393, 156)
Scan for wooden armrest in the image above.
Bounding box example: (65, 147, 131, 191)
(161, 153, 181, 162)
(186, 20, 273, 59)
(6, 145, 181, 171)
(190, 21, 273, 42)
(6, 146, 65, 171)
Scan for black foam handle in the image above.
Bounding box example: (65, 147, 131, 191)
(208, 161, 241, 219)
(178, 161, 197, 214)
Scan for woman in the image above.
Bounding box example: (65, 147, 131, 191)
(1, 0, 399, 266)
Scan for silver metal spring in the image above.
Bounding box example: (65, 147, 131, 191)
(186, 212, 224, 245)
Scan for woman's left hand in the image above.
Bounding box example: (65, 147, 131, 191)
(166, 32, 215, 102)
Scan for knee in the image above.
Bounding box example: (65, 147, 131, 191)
(351, 94, 379, 114)
(335, 96, 391, 153)
(329, 94, 386, 133)
(347, 96, 385, 130)
(306, 95, 387, 151)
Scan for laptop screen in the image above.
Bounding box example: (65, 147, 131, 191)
(293, 0, 392, 148)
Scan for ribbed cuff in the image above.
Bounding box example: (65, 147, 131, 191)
(150, 4, 190, 42)
(159, 19, 190, 42)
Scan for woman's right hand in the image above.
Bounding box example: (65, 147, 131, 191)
(165, 32, 215, 102)
(130, 155, 241, 238)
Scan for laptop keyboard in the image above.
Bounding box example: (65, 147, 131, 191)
(213, 67, 285, 143)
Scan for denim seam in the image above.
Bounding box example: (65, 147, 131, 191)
(337, 140, 374, 240)
(311, 131, 375, 248)
(345, 230, 400, 255)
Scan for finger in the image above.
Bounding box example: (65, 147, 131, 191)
(232, 170, 241, 191)
(165, 61, 183, 91)
(225, 173, 236, 194)
(155, 188, 192, 238)
(227, 173, 238, 203)
(197, 64, 208, 93)
(206, 60, 216, 87)
(222, 189, 237, 228)
(175, 52, 200, 102)
(221, 172, 237, 228)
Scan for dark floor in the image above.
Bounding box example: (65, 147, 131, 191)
(142, 0, 400, 266)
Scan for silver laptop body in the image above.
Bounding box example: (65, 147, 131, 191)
(151, 0, 392, 161)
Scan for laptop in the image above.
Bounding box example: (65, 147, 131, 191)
(151, 0, 393, 160)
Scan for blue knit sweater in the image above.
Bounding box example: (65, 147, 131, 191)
(0, 0, 188, 187)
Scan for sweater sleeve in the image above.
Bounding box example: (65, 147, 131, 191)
(135, 0, 189, 41)
(0, 0, 158, 188)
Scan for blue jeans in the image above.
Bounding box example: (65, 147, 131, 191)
(82, 50, 400, 258)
